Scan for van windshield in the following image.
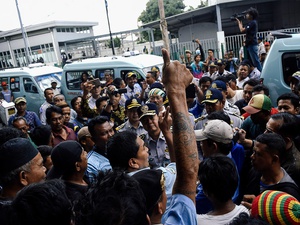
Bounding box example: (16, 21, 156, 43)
(34, 72, 62, 91)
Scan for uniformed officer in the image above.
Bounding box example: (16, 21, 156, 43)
(211, 80, 241, 115)
(137, 103, 170, 169)
(115, 98, 147, 136)
(195, 88, 243, 130)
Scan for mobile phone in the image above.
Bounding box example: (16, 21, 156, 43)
(87, 78, 101, 87)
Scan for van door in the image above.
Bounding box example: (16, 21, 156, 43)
(22, 77, 44, 114)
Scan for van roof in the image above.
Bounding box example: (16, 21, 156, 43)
(0, 65, 63, 77)
(63, 54, 164, 70)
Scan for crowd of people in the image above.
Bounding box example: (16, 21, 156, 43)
(1, 16, 300, 225)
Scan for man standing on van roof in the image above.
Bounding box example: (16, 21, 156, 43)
(39, 88, 54, 125)
(1, 81, 13, 103)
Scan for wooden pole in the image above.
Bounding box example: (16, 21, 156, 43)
(158, 0, 170, 54)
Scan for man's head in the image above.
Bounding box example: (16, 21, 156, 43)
(199, 154, 238, 204)
(44, 88, 54, 103)
(290, 71, 300, 96)
(211, 80, 228, 100)
(0, 138, 46, 193)
(243, 94, 272, 124)
(265, 112, 300, 147)
(51, 80, 57, 89)
(88, 116, 114, 149)
(237, 64, 250, 80)
(199, 76, 212, 93)
(12, 117, 30, 135)
(125, 98, 142, 124)
(107, 131, 149, 171)
(0, 127, 26, 146)
(146, 71, 156, 85)
(251, 133, 286, 172)
(47, 140, 87, 179)
(277, 92, 300, 114)
(148, 88, 166, 110)
(30, 125, 52, 146)
(14, 97, 27, 113)
(76, 170, 149, 225)
(78, 126, 94, 153)
(207, 62, 217, 75)
(252, 84, 269, 96)
(245, 7, 258, 20)
(201, 88, 225, 115)
(186, 83, 196, 108)
(1, 81, 8, 90)
(150, 66, 160, 80)
(242, 79, 261, 103)
(11, 179, 72, 225)
(132, 169, 166, 218)
(225, 74, 238, 91)
(90, 84, 102, 99)
(195, 119, 233, 157)
(96, 96, 109, 114)
(185, 49, 192, 58)
(71, 96, 82, 115)
(137, 103, 160, 136)
(56, 101, 71, 123)
(53, 94, 65, 105)
(216, 59, 226, 71)
(46, 105, 64, 132)
(125, 72, 137, 88)
(104, 70, 113, 83)
(208, 49, 214, 57)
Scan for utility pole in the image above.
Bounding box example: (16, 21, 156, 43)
(104, 0, 115, 55)
(158, 0, 170, 53)
(15, 0, 31, 65)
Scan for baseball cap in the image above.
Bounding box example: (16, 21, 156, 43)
(264, 42, 270, 46)
(0, 138, 38, 175)
(51, 80, 57, 84)
(216, 59, 225, 65)
(185, 50, 192, 54)
(211, 80, 227, 91)
(201, 88, 223, 104)
(194, 119, 233, 144)
(1, 81, 7, 86)
(125, 71, 137, 80)
(151, 66, 160, 72)
(132, 169, 165, 215)
(208, 62, 217, 67)
(77, 126, 91, 141)
(289, 71, 300, 83)
(150, 82, 164, 90)
(14, 97, 27, 105)
(47, 141, 83, 179)
(137, 103, 158, 120)
(243, 94, 272, 114)
(251, 190, 300, 225)
(125, 97, 141, 110)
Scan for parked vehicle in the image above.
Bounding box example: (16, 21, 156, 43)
(260, 31, 300, 106)
(61, 54, 164, 102)
(0, 63, 62, 114)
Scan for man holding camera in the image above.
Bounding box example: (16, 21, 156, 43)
(236, 7, 262, 72)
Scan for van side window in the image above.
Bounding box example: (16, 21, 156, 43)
(23, 78, 38, 93)
(94, 69, 114, 82)
(121, 70, 144, 84)
(66, 71, 93, 90)
(282, 52, 300, 85)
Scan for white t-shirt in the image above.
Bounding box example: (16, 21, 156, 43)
(197, 205, 249, 225)
(227, 90, 243, 105)
(236, 77, 249, 89)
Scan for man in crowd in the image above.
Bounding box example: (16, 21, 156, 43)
(1, 81, 13, 103)
(46, 105, 77, 147)
(116, 98, 147, 136)
(8, 97, 41, 132)
(277, 92, 300, 115)
(40, 88, 54, 125)
(124, 71, 142, 100)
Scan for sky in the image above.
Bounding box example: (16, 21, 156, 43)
(0, 0, 199, 35)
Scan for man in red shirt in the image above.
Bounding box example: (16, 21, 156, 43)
(46, 105, 77, 147)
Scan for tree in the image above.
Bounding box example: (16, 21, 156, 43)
(107, 36, 121, 48)
(138, 0, 185, 41)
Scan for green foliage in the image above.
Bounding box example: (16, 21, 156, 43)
(138, 0, 185, 41)
(107, 36, 121, 48)
(197, 0, 208, 8)
(138, 0, 185, 24)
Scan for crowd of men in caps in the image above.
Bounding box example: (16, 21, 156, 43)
(1, 39, 300, 225)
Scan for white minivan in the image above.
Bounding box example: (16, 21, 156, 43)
(0, 64, 62, 114)
(61, 54, 164, 102)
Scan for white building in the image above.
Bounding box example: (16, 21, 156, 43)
(0, 21, 98, 68)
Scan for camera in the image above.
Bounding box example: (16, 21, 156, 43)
(230, 13, 245, 21)
(107, 88, 127, 96)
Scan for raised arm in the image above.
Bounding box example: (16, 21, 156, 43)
(161, 48, 199, 202)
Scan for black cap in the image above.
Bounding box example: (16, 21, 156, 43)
(0, 138, 38, 175)
(47, 141, 83, 179)
(125, 97, 142, 110)
(132, 169, 164, 214)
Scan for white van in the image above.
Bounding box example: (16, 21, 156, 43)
(260, 31, 300, 106)
(61, 54, 164, 102)
(0, 64, 62, 114)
